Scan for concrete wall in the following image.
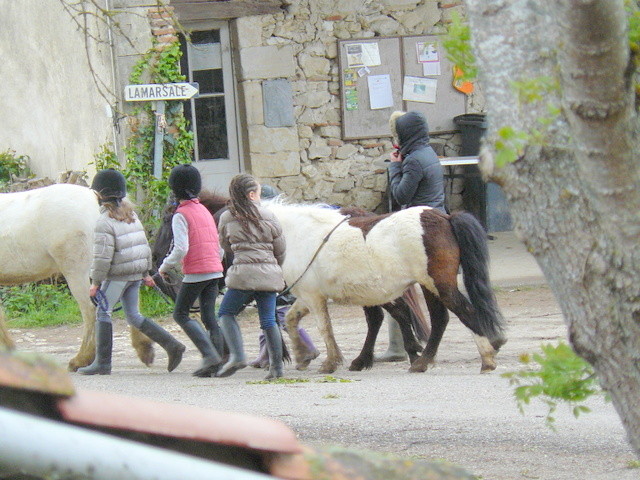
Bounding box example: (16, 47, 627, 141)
(0, 0, 115, 179)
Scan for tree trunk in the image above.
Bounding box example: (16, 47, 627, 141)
(464, 0, 640, 456)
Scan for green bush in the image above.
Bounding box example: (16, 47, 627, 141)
(0, 149, 32, 190)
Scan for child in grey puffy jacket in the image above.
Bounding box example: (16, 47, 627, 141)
(78, 169, 185, 375)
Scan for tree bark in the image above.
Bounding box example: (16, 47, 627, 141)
(465, 0, 640, 456)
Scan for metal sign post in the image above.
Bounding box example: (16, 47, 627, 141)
(124, 82, 199, 180)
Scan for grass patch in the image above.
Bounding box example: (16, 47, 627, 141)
(1, 283, 173, 328)
(246, 375, 353, 385)
(627, 460, 640, 469)
(315, 375, 352, 383)
(247, 377, 311, 385)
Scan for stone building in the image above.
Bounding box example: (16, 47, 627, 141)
(3, 0, 484, 213)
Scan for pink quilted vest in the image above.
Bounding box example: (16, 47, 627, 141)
(176, 199, 223, 274)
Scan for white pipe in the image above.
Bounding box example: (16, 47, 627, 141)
(0, 406, 274, 480)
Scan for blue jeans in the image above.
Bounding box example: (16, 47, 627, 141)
(218, 289, 277, 329)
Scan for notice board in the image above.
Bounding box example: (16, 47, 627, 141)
(338, 35, 467, 140)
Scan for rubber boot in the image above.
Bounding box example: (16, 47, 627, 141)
(249, 333, 269, 368)
(181, 319, 222, 377)
(263, 325, 284, 380)
(138, 319, 186, 372)
(78, 322, 112, 375)
(298, 327, 320, 363)
(374, 315, 407, 362)
(216, 315, 247, 378)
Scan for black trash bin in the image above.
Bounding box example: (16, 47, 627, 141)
(453, 114, 488, 229)
(454, 113, 487, 156)
(453, 113, 512, 232)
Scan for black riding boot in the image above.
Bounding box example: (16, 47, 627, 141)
(181, 319, 222, 377)
(216, 315, 247, 377)
(263, 325, 284, 380)
(138, 319, 186, 372)
(78, 321, 112, 375)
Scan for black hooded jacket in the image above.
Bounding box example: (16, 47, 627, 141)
(388, 111, 445, 212)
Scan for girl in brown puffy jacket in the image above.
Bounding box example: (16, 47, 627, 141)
(78, 169, 185, 375)
(216, 173, 286, 380)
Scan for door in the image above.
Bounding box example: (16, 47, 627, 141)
(180, 23, 240, 195)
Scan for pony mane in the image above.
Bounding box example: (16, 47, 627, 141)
(263, 197, 347, 226)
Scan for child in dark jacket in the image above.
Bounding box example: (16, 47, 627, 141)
(78, 169, 185, 375)
(158, 164, 225, 377)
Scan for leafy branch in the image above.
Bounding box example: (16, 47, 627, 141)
(502, 342, 607, 429)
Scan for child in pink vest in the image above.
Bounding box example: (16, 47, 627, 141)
(158, 164, 224, 377)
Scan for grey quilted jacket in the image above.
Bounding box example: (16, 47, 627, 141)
(90, 207, 153, 285)
(217, 204, 286, 292)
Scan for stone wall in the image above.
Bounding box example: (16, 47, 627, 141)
(233, 0, 478, 212)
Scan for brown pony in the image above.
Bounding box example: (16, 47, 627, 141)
(263, 200, 506, 374)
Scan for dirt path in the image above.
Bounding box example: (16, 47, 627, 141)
(8, 285, 638, 480)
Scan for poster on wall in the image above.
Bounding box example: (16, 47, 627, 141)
(345, 88, 359, 110)
(367, 74, 394, 109)
(345, 42, 381, 67)
(417, 41, 441, 75)
(402, 76, 437, 103)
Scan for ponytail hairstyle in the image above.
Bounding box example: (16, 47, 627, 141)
(228, 173, 262, 232)
(102, 197, 136, 224)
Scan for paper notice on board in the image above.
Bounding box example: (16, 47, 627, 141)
(403, 76, 437, 103)
(345, 42, 381, 67)
(423, 61, 441, 76)
(368, 74, 394, 110)
(417, 42, 439, 63)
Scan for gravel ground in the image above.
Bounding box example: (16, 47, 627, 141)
(9, 285, 639, 480)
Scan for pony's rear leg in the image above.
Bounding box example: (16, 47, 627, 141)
(349, 306, 384, 371)
(382, 299, 423, 363)
(437, 286, 502, 371)
(473, 334, 498, 373)
(410, 289, 449, 373)
(284, 300, 312, 370)
(310, 298, 342, 374)
(63, 270, 97, 371)
(130, 326, 155, 366)
(0, 306, 15, 350)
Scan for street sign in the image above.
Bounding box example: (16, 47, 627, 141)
(124, 82, 199, 102)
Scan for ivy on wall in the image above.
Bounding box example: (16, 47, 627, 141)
(95, 40, 194, 230)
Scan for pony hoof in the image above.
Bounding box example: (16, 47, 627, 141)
(408, 360, 429, 373)
(318, 363, 337, 374)
(349, 359, 364, 371)
(295, 358, 313, 371)
(480, 363, 497, 373)
(68, 355, 92, 372)
(138, 344, 155, 366)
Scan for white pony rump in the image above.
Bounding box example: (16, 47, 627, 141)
(263, 201, 429, 306)
(0, 183, 154, 370)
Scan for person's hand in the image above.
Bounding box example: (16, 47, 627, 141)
(159, 269, 169, 280)
(143, 275, 156, 287)
(390, 150, 402, 162)
(89, 284, 99, 297)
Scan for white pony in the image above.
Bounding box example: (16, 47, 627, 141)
(264, 200, 506, 374)
(0, 183, 153, 370)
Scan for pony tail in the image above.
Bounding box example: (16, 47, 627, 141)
(228, 174, 262, 231)
(449, 212, 505, 343)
